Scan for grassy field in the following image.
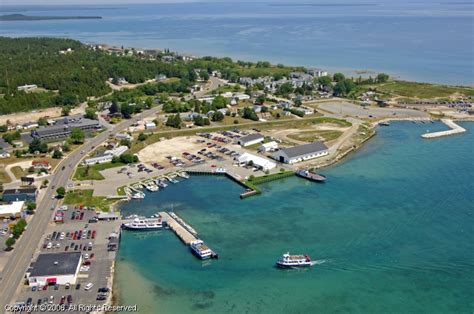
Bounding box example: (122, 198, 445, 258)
(287, 130, 343, 142)
(376, 81, 474, 99)
(63, 189, 116, 211)
(0, 168, 11, 184)
(10, 166, 27, 179)
(73, 162, 125, 181)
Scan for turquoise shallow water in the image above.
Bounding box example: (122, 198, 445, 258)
(116, 121, 473, 314)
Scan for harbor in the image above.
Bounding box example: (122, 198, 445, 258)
(422, 119, 466, 139)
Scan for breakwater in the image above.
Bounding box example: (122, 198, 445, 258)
(422, 119, 466, 139)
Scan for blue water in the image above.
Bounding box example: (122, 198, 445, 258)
(1, 1, 473, 85)
(115, 121, 474, 314)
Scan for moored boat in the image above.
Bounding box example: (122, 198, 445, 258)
(190, 240, 218, 260)
(296, 169, 326, 182)
(122, 217, 162, 231)
(378, 121, 390, 126)
(276, 252, 313, 268)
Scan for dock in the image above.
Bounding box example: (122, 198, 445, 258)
(422, 119, 466, 139)
(159, 212, 197, 245)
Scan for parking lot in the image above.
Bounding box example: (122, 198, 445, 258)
(14, 206, 120, 313)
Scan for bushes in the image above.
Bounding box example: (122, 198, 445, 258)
(12, 218, 27, 239)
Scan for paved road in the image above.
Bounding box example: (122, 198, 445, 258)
(0, 106, 162, 309)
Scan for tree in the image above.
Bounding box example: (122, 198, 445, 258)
(317, 76, 332, 88)
(2, 131, 21, 144)
(165, 114, 182, 129)
(212, 95, 227, 109)
(42, 179, 49, 187)
(0, 124, 7, 133)
(120, 103, 134, 119)
(120, 153, 138, 164)
(52, 149, 63, 159)
(26, 202, 36, 213)
(28, 138, 48, 154)
(12, 219, 27, 238)
(70, 128, 85, 144)
(61, 106, 71, 116)
(56, 187, 66, 197)
(242, 107, 259, 121)
(84, 108, 97, 120)
(109, 101, 120, 114)
(37, 117, 48, 126)
(5, 237, 15, 250)
(376, 73, 389, 83)
(119, 139, 131, 148)
(333, 79, 356, 96)
(333, 73, 345, 82)
(212, 111, 225, 122)
(138, 133, 147, 141)
(255, 95, 266, 106)
(261, 106, 269, 113)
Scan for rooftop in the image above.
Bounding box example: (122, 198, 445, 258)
(239, 133, 264, 143)
(3, 187, 37, 195)
(281, 141, 328, 158)
(30, 252, 81, 277)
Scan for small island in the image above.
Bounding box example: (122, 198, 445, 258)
(0, 14, 102, 21)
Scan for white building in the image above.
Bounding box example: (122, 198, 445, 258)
(27, 252, 82, 287)
(237, 133, 265, 147)
(145, 122, 156, 129)
(259, 141, 278, 153)
(233, 93, 250, 100)
(0, 201, 24, 218)
(83, 145, 128, 165)
(237, 153, 276, 171)
(272, 141, 329, 164)
(307, 68, 328, 77)
(17, 84, 37, 92)
(115, 133, 133, 141)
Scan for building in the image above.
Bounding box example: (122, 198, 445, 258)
(32, 160, 51, 171)
(31, 118, 101, 141)
(115, 133, 133, 141)
(237, 153, 276, 171)
(23, 122, 39, 129)
(237, 133, 265, 147)
(82, 145, 128, 166)
(0, 201, 24, 218)
(17, 84, 38, 92)
(27, 252, 82, 287)
(307, 68, 328, 77)
(273, 142, 329, 164)
(97, 212, 119, 221)
(145, 122, 156, 130)
(259, 141, 278, 153)
(2, 187, 37, 202)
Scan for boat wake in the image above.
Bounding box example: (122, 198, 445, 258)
(311, 259, 327, 266)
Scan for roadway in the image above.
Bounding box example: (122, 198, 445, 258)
(0, 105, 162, 308)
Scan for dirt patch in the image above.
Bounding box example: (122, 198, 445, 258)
(137, 136, 206, 163)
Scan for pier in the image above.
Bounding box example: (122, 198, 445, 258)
(159, 212, 197, 245)
(422, 119, 466, 139)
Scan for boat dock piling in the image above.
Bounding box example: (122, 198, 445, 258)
(422, 119, 466, 139)
(159, 212, 197, 245)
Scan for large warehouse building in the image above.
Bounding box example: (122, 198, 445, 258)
(27, 252, 82, 287)
(272, 142, 329, 164)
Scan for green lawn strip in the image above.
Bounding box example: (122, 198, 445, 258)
(247, 171, 295, 185)
(63, 189, 115, 212)
(287, 130, 343, 142)
(10, 166, 27, 180)
(376, 81, 474, 99)
(0, 168, 12, 184)
(73, 162, 126, 181)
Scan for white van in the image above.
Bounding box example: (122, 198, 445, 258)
(84, 283, 94, 291)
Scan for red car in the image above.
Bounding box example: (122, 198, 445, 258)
(91, 230, 96, 239)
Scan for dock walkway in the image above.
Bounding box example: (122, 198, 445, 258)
(159, 212, 197, 245)
(422, 119, 466, 139)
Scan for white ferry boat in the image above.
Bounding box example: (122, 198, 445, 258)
(145, 183, 159, 192)
(131, 192, 145, 199)
(276, 252, 313, 268)
(190, 240, 218, 260)
(122, 217, 162, 231)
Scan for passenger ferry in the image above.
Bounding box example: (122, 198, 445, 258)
(296, 169, 327, 183)
(276, 252, 313, 268)
(122, 217, 162, 231)
(190, 240, 218, 260)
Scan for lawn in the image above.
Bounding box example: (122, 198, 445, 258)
(10, 166, 27, 180)
(287, 130, 343, 143)
(376, 81, 474, 99)
(63, 189, 116, 211)
(0, 168, 11, 184)
(73, 162, 125, 181)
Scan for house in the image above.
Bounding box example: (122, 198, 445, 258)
(307, 68, 328, 77)
(155, 74, 167, 81)
(233, 93, 250, 100)
(161, 55, 175, 62)
(0, 152, 10, 158)
(300, 107, 315, 115)
(2, 187, 38, 202)
(145, 122, 156, 130)
(32, 160, 51, 171)
(253, 105, 262, 113)
(237, 153, 276, 171)
(259, 141, 278, 153)
(23, 122, 39, 129)
(26, 252, 82, 287)
(115, 133, 133, 141)
(237, 133, 265, 147)
(17, 84, 37, 92)
(272, 142, 329, 164)
(82, 145, 128, 166)
(0, 201, 24, 218)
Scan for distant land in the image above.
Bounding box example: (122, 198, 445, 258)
(0, 14, 102, 21)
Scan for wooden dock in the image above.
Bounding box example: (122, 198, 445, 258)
(159, 212, 197, 245)
(422, 119, 466, 139)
